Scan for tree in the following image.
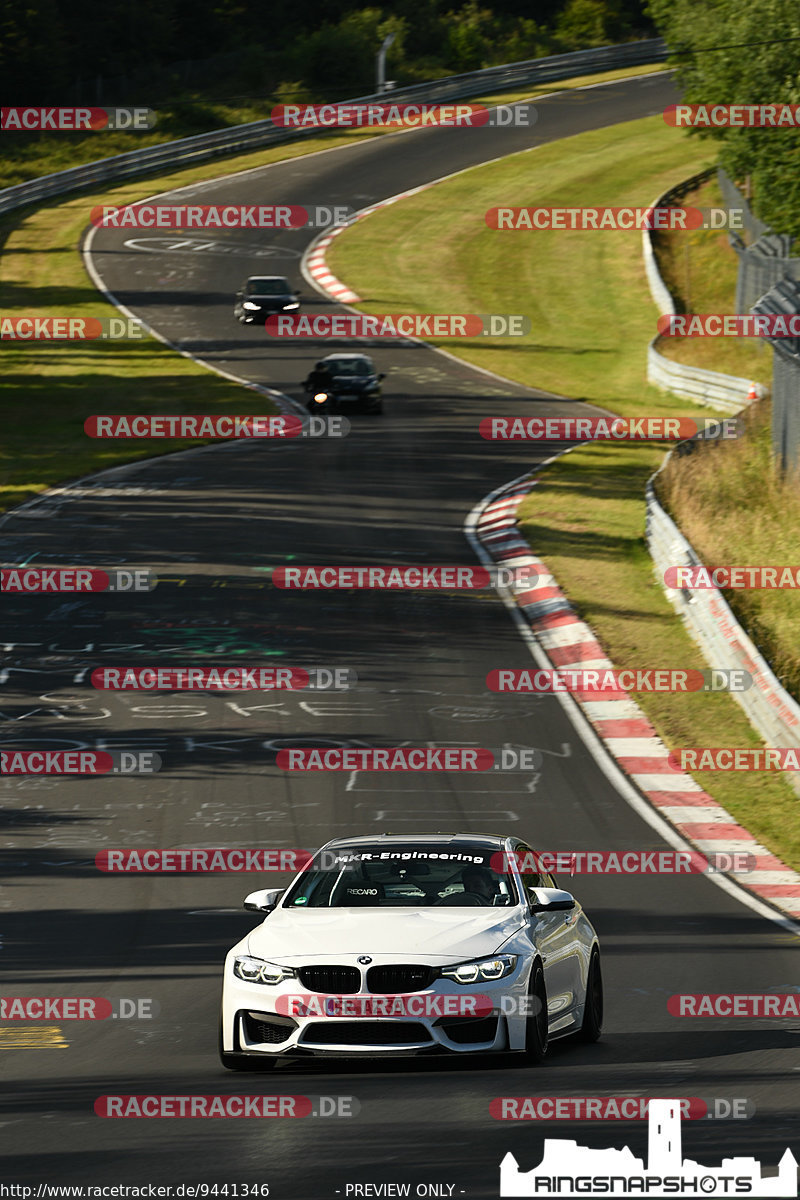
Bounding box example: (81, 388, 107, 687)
(647, 0, 800, 236)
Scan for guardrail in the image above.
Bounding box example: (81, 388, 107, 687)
(0, 40, 666, 220)
(646, 463, 800, 791)
(642, 167, 762, 411)
(647, 343, 758, 413)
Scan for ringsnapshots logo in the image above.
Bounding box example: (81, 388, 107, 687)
(1, 107, 156, 131)
(1, 567, 155, 592)
(265, 314, 529, 339)
(271, 101, 536, 129)
(499, 1099, 797, 1197)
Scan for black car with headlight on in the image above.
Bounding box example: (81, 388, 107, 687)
(234, 276, 300, 324)
(305, 353, 385, 415)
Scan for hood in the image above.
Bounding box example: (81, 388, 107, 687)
(250, 295, 295, 306)
(246, 906, 524, 963)
(330, 374, 374, 388)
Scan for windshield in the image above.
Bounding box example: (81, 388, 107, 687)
(282, 844, 519, 908)
(325, 359, 373, 377)
(246, 279, 291, 295)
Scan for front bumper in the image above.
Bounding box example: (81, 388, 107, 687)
(221, 957, 530, 1059)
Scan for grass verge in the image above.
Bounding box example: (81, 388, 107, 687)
(328, 113, 800, 870)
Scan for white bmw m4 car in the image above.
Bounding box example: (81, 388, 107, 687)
(219, 832, 602, 1070)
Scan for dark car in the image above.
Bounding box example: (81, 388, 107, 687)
(234, 276, 300, 324)
(307, 353, 385, 414)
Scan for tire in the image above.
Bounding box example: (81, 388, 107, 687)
(517, 961, 548, 1064)
(578, 947, 603, 1043)
(219, 1015, 277, 1072)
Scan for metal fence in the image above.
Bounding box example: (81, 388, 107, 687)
(0, 39, 666, 220)
(717, 168, 800, 312)
(752, 277, 800, 473)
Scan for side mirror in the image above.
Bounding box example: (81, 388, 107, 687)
(378, 373, 386, 381)
(243, 888, 285, 913)
(528, 887, 575, 913)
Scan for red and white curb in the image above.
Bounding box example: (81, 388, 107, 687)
(475, 476, 800, 920)
(305, 223, 361, 303)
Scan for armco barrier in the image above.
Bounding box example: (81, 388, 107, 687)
(0, 41, 666, 220)
(647, 343, 758, 413)
(646, 463, 800, 795)
(642, 167, 762, 411)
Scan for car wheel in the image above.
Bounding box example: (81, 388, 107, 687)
(219, 1015, 276, 1071)
(578, 947, 603, 1043)
(517, 960, 548, 1064)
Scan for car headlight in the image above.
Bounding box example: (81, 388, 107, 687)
(233, 956, 297, 985)
(439, 955, 517, 985)
(282, 302, 300, 310)
(242, 301, 260, 311)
